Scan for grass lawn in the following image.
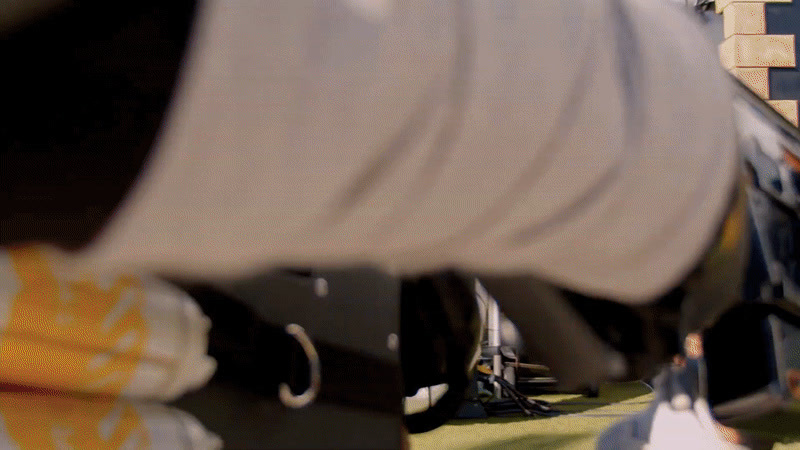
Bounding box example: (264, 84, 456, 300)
(410, 382, 800, 449)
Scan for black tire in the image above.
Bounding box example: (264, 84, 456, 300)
(400, 273, 480, 434)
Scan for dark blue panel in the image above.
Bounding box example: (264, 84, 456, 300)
(770, 68, 800, 100)
(765, 3, 800, 100)
(765, 2, 800, 36)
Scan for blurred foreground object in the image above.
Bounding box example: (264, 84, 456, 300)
(597, 365, 747, 450)
(0, 246, 216, 400)
(789, 369, 800, 400)
(0, 1, 738, 304)
(0, 392, 221, 449)
(598, 77, 800, 449)
(0, 1, 770, 448)
(704, 78, 800, 426)
(172, 269, 406, 449)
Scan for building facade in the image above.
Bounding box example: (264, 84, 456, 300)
(718, 0, 800, 126)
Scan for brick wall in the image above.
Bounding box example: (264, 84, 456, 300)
(718, 0, 800, 126)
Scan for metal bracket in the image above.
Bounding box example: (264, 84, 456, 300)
(279, 323, 321, 409)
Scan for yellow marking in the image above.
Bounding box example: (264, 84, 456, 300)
(716, 184, 747, 255)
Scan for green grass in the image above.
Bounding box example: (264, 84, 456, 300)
(734, 401, 800, 445)
(410, 382, 800, 450)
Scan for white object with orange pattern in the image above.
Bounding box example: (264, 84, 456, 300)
(0, 246, 216, 401)
(0, 393, 222, 449)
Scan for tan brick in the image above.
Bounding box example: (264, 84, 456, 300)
(717, 0, 792, 14)
(720, 37, 736, 69)
(723, 2, 765, 38)
(768, 100, 799, 127)
(731, 67, 770, 98)
(718, 34, 796, 69)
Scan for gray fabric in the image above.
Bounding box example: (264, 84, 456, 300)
(78, 0, 737, 303)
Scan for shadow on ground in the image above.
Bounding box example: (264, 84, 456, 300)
(547, 382, 653, 415)
(443, 381, 652, 427)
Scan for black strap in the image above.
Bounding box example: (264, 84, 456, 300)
(181, 284, 402, 415)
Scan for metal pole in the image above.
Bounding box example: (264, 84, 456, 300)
(487, 296, 503, 398)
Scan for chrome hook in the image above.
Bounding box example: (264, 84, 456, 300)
(279, 323, 321, 408)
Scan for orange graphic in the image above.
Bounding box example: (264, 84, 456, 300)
(0, 246, 149, 394)
(0, 246, 152, 448)
(0, 394, 150, 449)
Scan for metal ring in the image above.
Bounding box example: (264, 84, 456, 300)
(279, 323, 321, 408)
